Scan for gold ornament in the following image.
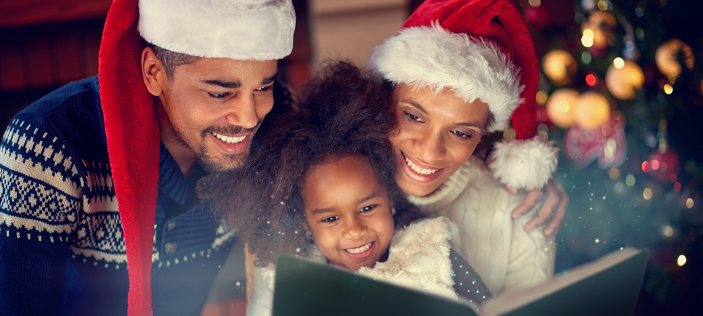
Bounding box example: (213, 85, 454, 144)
(574, 92, 610, 130)
(605, 59, 644, 100)
(581, 11, 617, 49)
(656, 39, 695, 82)
(546, 88, 580, 128)
(542, 50, 578, 86)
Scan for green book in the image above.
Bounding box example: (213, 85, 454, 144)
(272, 248, 648, 316)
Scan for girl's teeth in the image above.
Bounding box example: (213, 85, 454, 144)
(404, 155, 438, 175)
(346, 242, 372, 254)
(213, 132, 245, 144)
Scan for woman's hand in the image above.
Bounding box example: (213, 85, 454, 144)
(506, 178, 568, 237)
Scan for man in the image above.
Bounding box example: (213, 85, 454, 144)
(0, 0, 294, 315)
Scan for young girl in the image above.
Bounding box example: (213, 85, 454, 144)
(198, 62, 491, 315)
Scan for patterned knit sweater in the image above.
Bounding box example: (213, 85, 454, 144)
(0, 77, 237, 315)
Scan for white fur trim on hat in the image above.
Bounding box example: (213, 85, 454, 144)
(489, 137, 559, 190)
(138, 0, 295, 60)
(371, 23, 523, 132)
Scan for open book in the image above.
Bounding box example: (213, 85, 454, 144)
(272, 248, 648, 316)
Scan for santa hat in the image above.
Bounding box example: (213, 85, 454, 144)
(371, 0, 558, 190)
(98, 0, 294, 315)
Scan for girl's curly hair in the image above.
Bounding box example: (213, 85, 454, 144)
(197, 61, 418, 266)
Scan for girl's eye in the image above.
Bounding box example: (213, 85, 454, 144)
(321, 216, 339, 223)
(403, 111, 423, 122)
(360, 205, 377, 213)
(452, 130, 474, 139)
(208, 92, 232, 99)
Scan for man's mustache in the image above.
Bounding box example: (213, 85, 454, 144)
(203, 119, 262, 136)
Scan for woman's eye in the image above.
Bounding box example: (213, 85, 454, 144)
(321, 216, 339, 223)
(403, 111, 423, 122)
(452, 130, 474, 139)
(360, 205, 377, 213)
(208, 92, 232, 99)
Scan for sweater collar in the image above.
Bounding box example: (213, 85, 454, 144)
(405, 157, 484, 212)
(157, 144, 190, 205)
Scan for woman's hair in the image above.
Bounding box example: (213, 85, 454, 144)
(197, 61, 418, 266)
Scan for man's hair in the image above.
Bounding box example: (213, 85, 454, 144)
(197, 61, 419, 266)
(146, 42, 199, 79)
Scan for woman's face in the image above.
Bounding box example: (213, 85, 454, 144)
(389, 84, 490, 197)
(302, 155, 395, 271)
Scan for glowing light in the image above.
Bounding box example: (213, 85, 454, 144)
(536, 91, 548, 104)
(662, 225, 674, 238)
(677, 255, 686, 266)
(598, 0, 608, 11)
(613, 57, 625, 69)
(582, 51, 592, 64)
(586, 74, 597, 86)
(664, 84, 673, 94)
(643, 188, 652, 199)
(687, 198, 694, 208)
(581, 29, 594, 48)
(614, 182, 624, 194)
(674, 182, 682, 192)
(670, 174, 677, 183)
(528, 0, 541, 7)
(642, 161, 651, 173)
(595, 239, 600, 243)
(609, 167, 620, 179)
(626, 175, 635, 186)
(652, 159, 660, 170)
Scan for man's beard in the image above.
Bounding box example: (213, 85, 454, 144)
(171, 120, 262, 173)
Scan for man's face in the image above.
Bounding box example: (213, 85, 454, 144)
(158, 57, 278, 172)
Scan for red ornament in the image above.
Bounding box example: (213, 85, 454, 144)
(565, 112, 627, 169)
(525, 6, 551, 30)
(648, 149, 680, 184)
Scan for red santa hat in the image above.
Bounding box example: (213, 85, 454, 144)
(371, 0, 558, 190)
(98, 0, 294, 315)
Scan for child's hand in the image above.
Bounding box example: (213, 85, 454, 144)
(506, 178, 568, 237)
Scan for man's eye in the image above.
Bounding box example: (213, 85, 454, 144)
(321, 216, 339, 223)
(404, 111, 423, 122)
(208, 92, 232, 99)
(256, 85, 274, 92)
(360, 205, 377, 213)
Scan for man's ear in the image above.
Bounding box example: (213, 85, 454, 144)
(141, 47, 167, 97)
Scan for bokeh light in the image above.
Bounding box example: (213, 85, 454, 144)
(626, 174, 635, 186)
(686, 198, 694, 208)
(608, 167, 620, 179)
(662, 225, 674, 238)
(677, 255, 686, 266)
(586, 74, 597, 86)
(664, 84, 673, 94)
(642, 161, 651, 172)
(643, 188, 653, 199)
(674, 182, 682, 192)
(613, 57, 625, 69)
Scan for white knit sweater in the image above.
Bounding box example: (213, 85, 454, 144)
(407, 156, 555, 296)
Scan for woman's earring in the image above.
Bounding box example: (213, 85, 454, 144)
(391, 207, 396, 216)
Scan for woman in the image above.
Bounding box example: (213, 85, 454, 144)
(368, 0, 568, 295)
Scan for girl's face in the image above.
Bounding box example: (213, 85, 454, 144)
(302, 155, 395, 271)
(389, 84, 490, 197)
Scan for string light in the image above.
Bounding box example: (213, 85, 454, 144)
(582, 29, 594, 47)
(642, 161, 651, 172)
(677, 255, 686, 266)
(643, 188, 652, 199)
(613, 57, 625, 69)
(586, 74, 597, 86)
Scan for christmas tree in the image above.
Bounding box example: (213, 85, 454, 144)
(517, 0, 702, 314)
